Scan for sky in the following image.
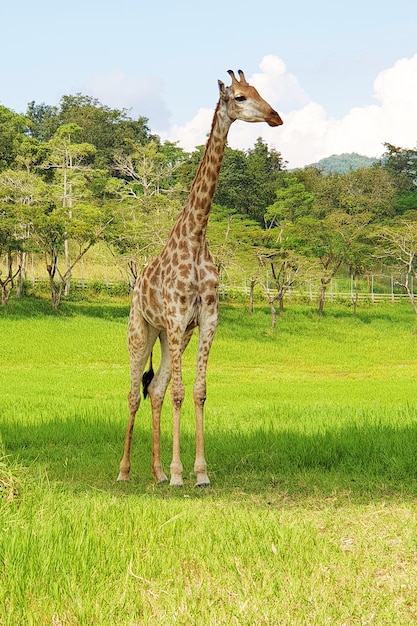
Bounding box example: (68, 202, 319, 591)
(2, 0, 417, 168)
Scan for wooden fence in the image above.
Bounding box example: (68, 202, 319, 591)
(27, 273, 414, 304)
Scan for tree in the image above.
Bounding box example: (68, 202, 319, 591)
(264, 172, 314, 225)
(105, 141, 186, 286)
(212, 146, 249, 213)
(256, 247, 315, 328)
(338, 166, 396, 220)
(59, 94, 155, 169)
(15, 135, 48, 174)
(376, 213, 417, 315)
(0, 248, 21, 305)
(33, 209, 66, 308)
(212, 139, 285, 222)
(382, 143, 417, 216)
(0, 202, 22, 305)
(279, 166, 388, 314)
(245, 137, 285, 222)
(27, 94, 157, 172)
(0, 170, 47, 303)
(45, 123, 98, 294)
(33, 203, 109, 308)
(292, 211, 371, 315)
(26, 101, 60, 142)
(383, 143, 417, 192)
(206, 208, 262, 281)
(113, 141, 183, 197)
(0, 106, 29, 171)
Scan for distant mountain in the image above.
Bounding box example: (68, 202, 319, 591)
(309, 153, 380, 174)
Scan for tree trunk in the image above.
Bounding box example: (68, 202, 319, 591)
(63, 172, 72, 296)
(249, 278, 256, 314)
(352, 274, 359, 316)
(1, 285, 8, 306)
(0, 252, 21, 306)
(404, 282, 417, 315)
(46, 255, 64, 309)
(64, 237, 71, 296)
(269, 298, 277, 329)
(318, 281, 328, 316)
(396, 274, 417, 316)
(16, 250, 27, 298)
(408, 291, 417, 315)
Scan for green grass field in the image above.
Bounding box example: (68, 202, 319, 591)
(1, 296, 417, 625)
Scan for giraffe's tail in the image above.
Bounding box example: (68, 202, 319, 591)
(142, 352, 154, 399)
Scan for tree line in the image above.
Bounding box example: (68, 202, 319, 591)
(0, 94, 417, 320)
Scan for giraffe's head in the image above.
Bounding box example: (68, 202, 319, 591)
(218, 69, 283, 127)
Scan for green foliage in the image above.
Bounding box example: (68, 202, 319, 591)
(382, 143, 417, 219)
(265, 172, 314, 224)
(28, 94, 156, 170)
(0, 93, 416, 316)
(0, 170, 49, 260)
(383, 143, 417, 191)
(213, 138, 285, 222)
(0, 106, 30, 171)
(212, 145, 249, 212)
(26, 100, 60, 142)
(395, 189, 417, 214)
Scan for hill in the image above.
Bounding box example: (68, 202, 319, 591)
(310, 152, 380, 174)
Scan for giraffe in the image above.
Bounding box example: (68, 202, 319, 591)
(117, 69, 283, 487)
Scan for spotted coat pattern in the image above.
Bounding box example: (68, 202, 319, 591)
(118, 70, 282, 486)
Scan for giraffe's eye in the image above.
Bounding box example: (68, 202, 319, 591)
(235, 95, 246, 102)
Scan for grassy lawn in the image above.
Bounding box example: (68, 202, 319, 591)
(1, 296, 417, 624)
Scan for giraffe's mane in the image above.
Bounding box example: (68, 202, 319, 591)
(189, 100, 221, 191)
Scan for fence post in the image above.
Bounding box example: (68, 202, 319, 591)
(31, 254, 35, 285)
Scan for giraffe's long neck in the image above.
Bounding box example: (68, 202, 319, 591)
(179, 101, 231, 242)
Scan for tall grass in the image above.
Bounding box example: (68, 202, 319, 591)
(1, 298, 417, 624)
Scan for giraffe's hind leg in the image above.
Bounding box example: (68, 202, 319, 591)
(117, 312, 158, 481)
(147, 331, 172, 483)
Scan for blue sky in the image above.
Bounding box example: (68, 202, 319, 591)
(2, 0, 417, 167)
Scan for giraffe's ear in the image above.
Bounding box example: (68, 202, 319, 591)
(218, 80, 227, 100)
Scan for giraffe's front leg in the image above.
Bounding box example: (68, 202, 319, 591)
(169, 379, 185, 486)
(193, 307, 218, 487)
(193, 384, 210, 487)
(166, 327, 194, 486)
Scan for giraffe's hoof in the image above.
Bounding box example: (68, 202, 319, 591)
(117, 473, 130, 482)
(195, 472, 210, 487)
(153, 467, 168, 484)
(169, 476, 184, 487)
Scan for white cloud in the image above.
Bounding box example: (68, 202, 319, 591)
(166, 108, 213, 151)
(83, 69, 171, 128)
(251, 55, 310, 110)
(165, 54, 417, 169)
